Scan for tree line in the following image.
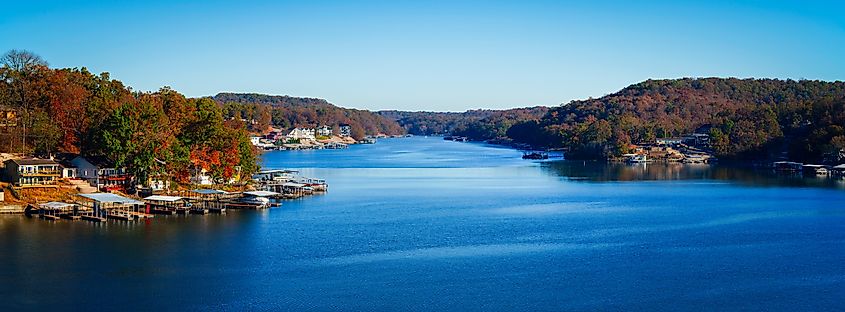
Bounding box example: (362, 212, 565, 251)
(0, 50, 258, 185)
(385, 78, 845, 164)
(379, 107, 549, 141)
(213, 93, 405, 140)
(510, 78, 845, 163)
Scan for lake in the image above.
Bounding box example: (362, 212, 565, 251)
(2, 136, 845, 311)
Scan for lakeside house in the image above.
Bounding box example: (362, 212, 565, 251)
(190, 167, 213, 185)
(339, 124, 352, 137)
(288, 128, 316, 140)
(656, 138, 684, 146)
(264, 130, 286, 141)
(317, 125, 332, 137)
(683, 133, 711, 148)
(70, 156, 133, 192)
(250, 135, 276, 149)
(53, 155, 79, 179)
(147, 174, 171, 192)
(773, 161, 803, 172)
(2, 158, 61, 187)
(252, 169, 298, 182)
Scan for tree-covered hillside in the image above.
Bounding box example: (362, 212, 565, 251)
(0, 50, 258, 185)
(213, 93, 405, 139)
(380, 107, 549, 141)
(511, 78, 845, 162)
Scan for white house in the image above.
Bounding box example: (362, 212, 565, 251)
(70, 156, 132, 192)
(288, 128, 316, 140)
(190, 168, 213, 185)
(250, 136, 262, 146)
(316, 125, 332, 137)
(62, 166, 78, 179)
(148, 176, 171, 191)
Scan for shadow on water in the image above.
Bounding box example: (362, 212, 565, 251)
(541, 161, 845, 190)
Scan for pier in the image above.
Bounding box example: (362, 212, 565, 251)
(17, 169, 327, 224)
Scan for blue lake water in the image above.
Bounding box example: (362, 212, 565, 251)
(2, 137, 845, 311)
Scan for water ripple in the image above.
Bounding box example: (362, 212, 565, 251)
(311, 242, 623, 266)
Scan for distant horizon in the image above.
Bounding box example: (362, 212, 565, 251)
(2, 1, 843, 111)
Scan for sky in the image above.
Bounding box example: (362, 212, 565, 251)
(1, 0, 844, 111)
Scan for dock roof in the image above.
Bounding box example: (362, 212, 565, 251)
(282, 182, 307, 187)
(243, 191, 280, 197)
(39, 202, 74, 209)
(191, 189, 230, 195)
(802, 164, 827, 168)
(143, 195, 183, 202)
(257, 169, 299, 174)
(78, 193, 143, 205)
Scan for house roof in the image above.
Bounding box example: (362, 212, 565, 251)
(8, 158, 58, 166)
(802, 164, 826, 168)
(53, 153, 80, 167)
(78, 193, 143, 205)
(80, 156, 117, 168)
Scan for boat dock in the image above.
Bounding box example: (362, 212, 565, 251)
(20, 169, 326, 224)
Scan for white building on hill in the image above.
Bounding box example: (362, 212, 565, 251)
(288, 128, 316, 140)
(316, 125, 332, 137)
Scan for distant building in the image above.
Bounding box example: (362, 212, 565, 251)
(148, 175, 171, 192)
(70, 156, 132, 192)
(250, 136, 262, 146)
(682, 133, 710, 147)
(288, 128, 316, 140)
(53, 153, 79, 179)
(339, 124, 352, 137)
(2, 158, 61, 187)
(656, 138, 683, 146)
(264, 130, 286, 141)
(316, 125, 333, 137)
(190, 167, 213, 185)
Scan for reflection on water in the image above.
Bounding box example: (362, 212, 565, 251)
(542, 161, 845, 189)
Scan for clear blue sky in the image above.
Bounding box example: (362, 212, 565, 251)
(2, 0, 843, 111)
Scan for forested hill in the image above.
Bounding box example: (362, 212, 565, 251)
(212, 93, 405, 139)
(510, 78, 845, 162)
(379, 107, 549, 140)
(0, 50, 259, 184)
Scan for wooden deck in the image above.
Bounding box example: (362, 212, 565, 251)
(60, 214, 81, 220)
(39, 214, 60, 221)
(106, 213, 134, 221)
(189, 208, 209, 215)
(0, 205, 25, 214)
(151, 208, 176, 215)
(81, 215, 106, 222)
